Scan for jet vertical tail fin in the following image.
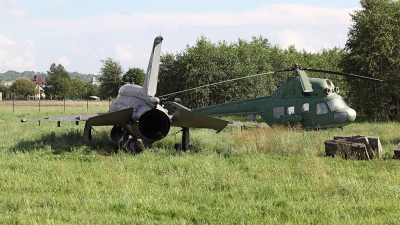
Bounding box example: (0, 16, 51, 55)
(142, 36, 163, 97)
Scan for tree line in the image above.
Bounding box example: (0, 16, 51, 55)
(0, 59, 146, 101)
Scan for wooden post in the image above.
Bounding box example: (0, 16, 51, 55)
(39, 88, 41, 112)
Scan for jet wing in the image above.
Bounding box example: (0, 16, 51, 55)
(21, 114, 100, 123)
(21, 107, 134, 127)
(171, 109, 228, 133)
(86, 107, 133, 127)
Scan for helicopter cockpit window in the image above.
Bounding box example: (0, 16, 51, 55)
(327, 98, 348, 112)
(273, 106, 284, 118)
(287, 106, 295, 115)
(316, 103, 329, 115)
(302, 103, 309, 114)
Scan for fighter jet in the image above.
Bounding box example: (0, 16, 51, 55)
(21, 36, 228, 152)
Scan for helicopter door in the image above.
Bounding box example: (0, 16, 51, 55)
(287, 106, 295, 115)
(301, 103, 311, 124)
(302, 103, 310, 114)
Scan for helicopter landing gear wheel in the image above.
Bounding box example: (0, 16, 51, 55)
(110, 125, 129, 145)
(125, 138, 145, 154)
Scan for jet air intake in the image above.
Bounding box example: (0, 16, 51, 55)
(138, 108, 170, 141)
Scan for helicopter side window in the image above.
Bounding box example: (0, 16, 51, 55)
(302, 103, 309, 114)
(316, 103, 329, 115)
(287, 106, 295, 115)
(273, 106, 284, 118)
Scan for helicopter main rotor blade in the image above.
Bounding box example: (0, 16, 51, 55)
(159, 71, 275, 97)
(302, 68, 383, 82)
(275, 68, 295, 72)
(274, 64, 301, 72)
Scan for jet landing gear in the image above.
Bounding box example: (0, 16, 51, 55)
(110, 125, 129, 145)
(174, 127, 190, 151)
(125, 137, 145, 153)
(110, 125, 144, 153)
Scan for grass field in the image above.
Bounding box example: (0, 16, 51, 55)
(1, 101, 400, 224)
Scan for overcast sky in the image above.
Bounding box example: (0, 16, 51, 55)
(1, 0, 361, 75)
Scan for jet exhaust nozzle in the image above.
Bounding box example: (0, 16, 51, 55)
(138, 109, 170, 141)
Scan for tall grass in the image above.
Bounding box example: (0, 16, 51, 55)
(0, 104, 400, 224)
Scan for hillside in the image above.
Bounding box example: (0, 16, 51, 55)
(0, 70, 99, 83)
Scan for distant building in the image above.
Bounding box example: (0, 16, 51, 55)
(2, 81, 12, 87)
(30, 75, 46, 100)
(31, 75, 46, 88)
(91, 76, 101, 86)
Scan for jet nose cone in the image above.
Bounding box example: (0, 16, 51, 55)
(347, 108, 357, 122)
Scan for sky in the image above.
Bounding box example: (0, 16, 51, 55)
(1, 0, 361, 75)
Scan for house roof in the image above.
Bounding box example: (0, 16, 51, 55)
(31, 75, 46, 85)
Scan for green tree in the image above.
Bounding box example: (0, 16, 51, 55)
(0, 86, 9, 99)
(0, 80, 10, 99)
(45, 63, 72, 99)
(72, 77, 86, 99)
(10, 78, 36, 98)
(99, 58, 123, 99)
(158, 36, 276, 108)
(342, 0, 400, 119)
(84, 83, 100, 99)
(122, 67, 145, 85)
